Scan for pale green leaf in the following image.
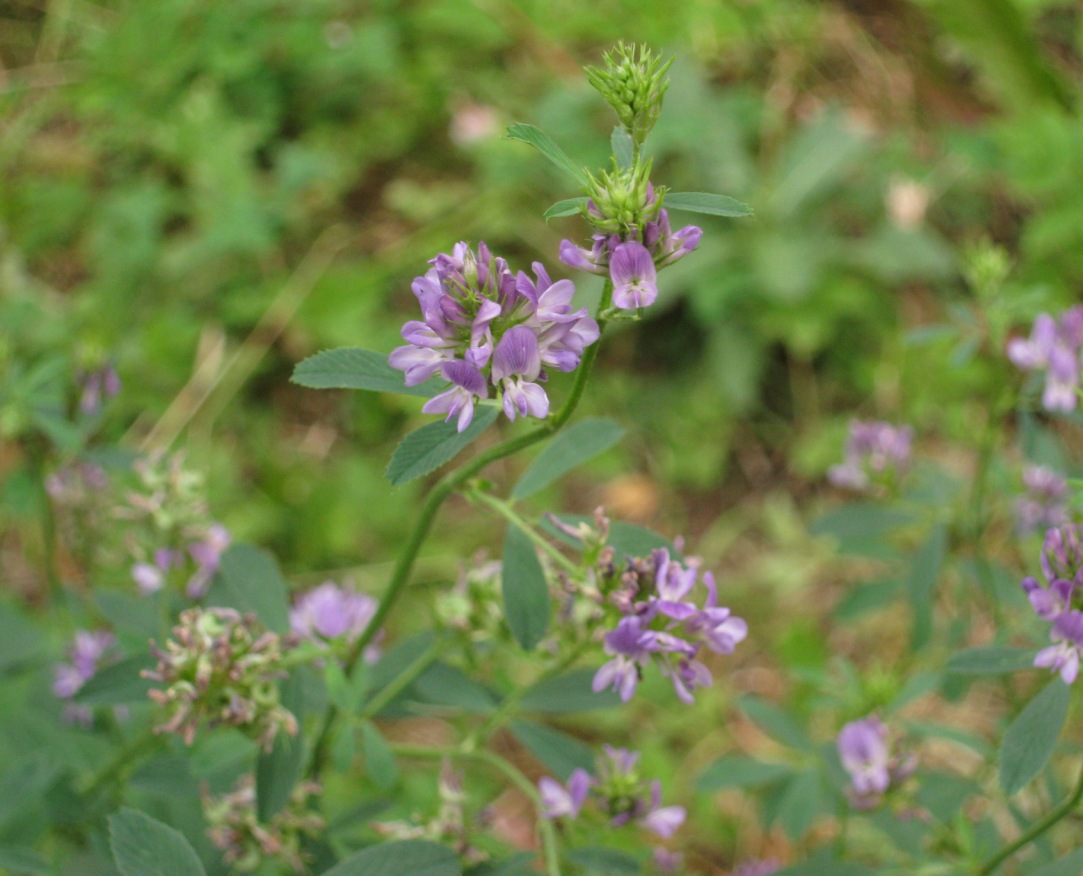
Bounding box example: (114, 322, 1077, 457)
(665, 191, 753, 217)
(108, 808, 207, 876)
(505, 124, 587, 186)
(502, 525, 549, 651)
(386, 406, 499, 486)
(999, 679, 1071, 795)
(292, 348, 438, 397)
(511, 418, 624, 500)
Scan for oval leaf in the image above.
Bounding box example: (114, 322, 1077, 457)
(109, 808, 207, 876)
(544, 198, 587, 221)
(696, 753, 795, 792)
(947, 646, 1037, 675)
(505, 124, 587, 186)
(510, 720, 594, 781)
(292, 348, 438, 397)
(321, 839, 460, 876)
(999, 678, 1071, 795)
(665, 191, 753, 217)
(519, 669, 621, 713)
(502, 525, 550, 651)
(361, 721, 399, 790)
(907, 525, 947, 650)
(209, 544, 290, 634)
(256, 674, 304, 821)
(386, 406, 499, 487)
(512, 418, 625, 500)
(74, 655, 154, 706)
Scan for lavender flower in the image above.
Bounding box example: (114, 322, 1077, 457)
(1014, 465, 1069, 535)
(391, 243, 598, 431)
(53, 629, 116, 724)
(290, 582, 379, 660)
(77, 363, 121, 416)
(1035, 610, 1083, 684)
(1008, 307, 1083, 412)
(610, 242, 659, 310)
(1040, 523, 1083, 587)
(837, 716, 915, 808)
(827, 420, 913, 491)
(538, 769, 592, 819)
(592, 549, 746, 704)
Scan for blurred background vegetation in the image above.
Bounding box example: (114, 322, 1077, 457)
(3, 0, 1083, 864)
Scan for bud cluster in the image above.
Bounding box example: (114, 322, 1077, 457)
(827, 420, 913, 493)
(390, 242, 599, 431)
(204, 775, 324, 873)
(584, 42, 673, 147)
(144, 607, 298, 750)
(1014, 464, 1069, 535)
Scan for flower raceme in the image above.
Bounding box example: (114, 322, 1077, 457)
(1008, 306, 1083, 412)
(389, 242, 599, 431)
(827, 420, 913, 492)
(1023, 523, 1083, 683)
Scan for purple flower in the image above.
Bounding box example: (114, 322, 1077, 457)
(828, 420, 912, 491)
(593, 616, 656, 701)
(290, 582, 379, 648)
(538, 769, 592, 819)
(1022, 575, 1074, 621)
(186, 523, 231, 599)
(1015, 465, 1069, 535)
(1040, 523, 1083, 588)
(1008, 308, 1083, 412)
(1035, 610, 1083, 684)
(78, 364, 121, 416)
(837, 715, 915, 808)
(640, 781, 686, 838)
(53, 630, 116, 723)
(610, 242, 659, 310)
(421, 360, 489, 432)
(491, 326, 549, 422)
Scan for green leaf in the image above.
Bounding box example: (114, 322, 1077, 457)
(696, 753, 795, 792)
(665, 191, 753, 217)
(738, 696, 813, 751)
(325, 659, 369, 715)
(566, 847, 640, 875)
(511, 418, 625, 500)
(611, 127, 634, 169)
(947, 646, 1037, 675)
(544, 516, 678, 560)
(108, 808, 207, 876)
(321, 840, 460, 876)
(410, 662, 498, 714)
(292, 348, 437, 397)
(519, 669, 621, 712)
(0, 603, 42, 673)
(999, 679, 1071, 795)
(809, 503, 917, 558)
(256, 674, 304, 821)
(510, 720, 594, 781)
(1028, 848, 1083, 876)
(833, 579, 901, 619)
(0, 847, 49, 874)
(386, 406, 500, 487)
(210, 543, 291, 634)
(74, 655, 154, 706)
(543, 198, 587, 221)
(505, 124, 587, 186)
(907, 525, 947, 650)
(501, 525, 550, 651)
(776, 769, 829, 840)
(361, 721, 399, 790)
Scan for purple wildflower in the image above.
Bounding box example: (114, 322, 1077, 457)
(1021, 575, 1074, 621)
(290, 582, 379, 653)
(78, 363, 121, 416)
(828, 420, 912, 491)
(1015, 465, 1069, 535)
(54, 630, 116, 724)
(1035, 610, 1083, 684)
(1039, 523, 1083, 587)
(538, 769, 592, 820)
(1008, 307, 1083, 412)
(610, 242, 659, 310)
(837, 715, 915, 808)
(391, 243, 598, 431)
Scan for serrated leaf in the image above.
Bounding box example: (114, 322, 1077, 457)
(611, 127, 634, 169)
(999, 679, 1071, 795)
(696, 753, 795, 792)
(386, 406, 499, 486)
(907, 525, 947, 650)
(292, 348, 437, 397)
(502, 525, 550, 651)
(210, 544, 290, 634)
(108, 808, 207, 876)
(947, 646, 1037, 675)
(256, 674, 304, 821)
(519, 669, 621, 712)
(665, 191, 753, 217)
(320, 840, 460, 876)
(74, 655, 154, 705)
(544, 198, 587, 221)
(505, 124, 587, 186)
(510, 720, 594, 781)
(512, 418, 624, 500)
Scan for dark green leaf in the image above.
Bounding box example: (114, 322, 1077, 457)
(833, 579, 901, 619)
(292, 348, 438, 397)
(809, 503, 916, 558)
(566, 847, 640, 875)
(256, 674, 304, 821)
(386, 406, 500, 487)
(505, 124, 587, 186)
(0, 847, 49, 874)
(738, 696, 813, 751)
(361, 721, 399, 790)
(611, 127, 634, 169)
(510, 720, 594, 781)
(1027, 848, 1083, 876)
(74, 656, 154, 706)
(999, 679, 1071, 795)
(92, 590, 158, 638)
(907, 525, 947, 650)
(543, 198, 587, 221)
(320, 839, 460, 876)
(696, 753, 795, 792)
(776, 769, 829, 840)
(325, 659, 369, 715)
(511, 418, 625, 500)
(501, 525, 550, 651)
(947, 646, 1037, 675)
(108, 808, 207, 876)
(519, 669, 621, 712)
(210, 543, 290, 634)
(410, 662, 498, 714)
(665, 191, 753, 217)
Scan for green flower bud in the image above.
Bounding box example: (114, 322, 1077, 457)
(585, 43, 674, 147)
(582, 158, 665, 237)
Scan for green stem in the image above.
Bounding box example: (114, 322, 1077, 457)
(305, 282, 614, 782)
(391, 743, 563, 876)
(79, 730, 164, 800)
(977, 761, 1083, 875)
(467, 489, 578, 574)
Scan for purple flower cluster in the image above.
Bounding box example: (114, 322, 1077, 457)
(592, 549, 747, 704)
(1014, 465, 1069, 535)
(827, 420, 913, 491)
(1008, 307, 1083, 412)
(389, 242, 599, 431)
(290, 582, 380, 661)
(559, 190, 701, 311)
(77, 363, 121, 417)
(53, 629, 116, 724)
(837, 715, 915, 809)
(1023, 524, 1083, 683)
(538, 745, 685, 840)
(131, 523, 231, 599)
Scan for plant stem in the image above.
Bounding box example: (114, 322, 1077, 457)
(977, 760, 1083, 875)
(80, 729, 164, 800)
(391, 743, 563, 876)
(305, 282, 614, 782)
(467, 489, 578, 574)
